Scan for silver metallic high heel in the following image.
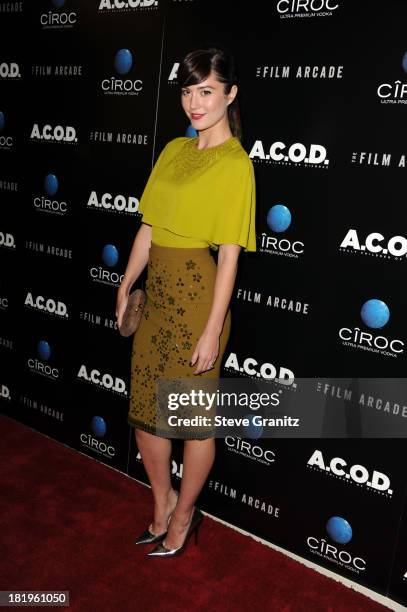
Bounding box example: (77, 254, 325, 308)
(135, 490, 179, 545)
(147, 508, 203, 557)
(135, 525, 167, 546)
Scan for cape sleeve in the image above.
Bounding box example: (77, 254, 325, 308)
(210, 157, 257, 253)
(137, 142, 170, 218)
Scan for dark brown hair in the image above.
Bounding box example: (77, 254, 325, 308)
(178, 44, 242, 141)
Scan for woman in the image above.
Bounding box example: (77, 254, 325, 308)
(116, 45, 256, 558)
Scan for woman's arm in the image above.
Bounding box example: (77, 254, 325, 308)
(191, 243, 241, 374)
(116, 223, 152, 327)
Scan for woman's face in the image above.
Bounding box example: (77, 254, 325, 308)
(181, 70, 237, 132)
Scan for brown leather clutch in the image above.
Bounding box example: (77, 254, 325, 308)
(118, 289, 147, 337)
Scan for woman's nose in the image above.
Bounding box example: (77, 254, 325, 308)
(189, 93, 200, 111)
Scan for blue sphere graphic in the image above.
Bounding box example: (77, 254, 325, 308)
(267, 205, 291, 233)
(44, 173, 58, 196)
(402, 52, 407, 74)
(242, 414, 263, 439)
(326, 516, 352, 544)
(114, 49, 133, 75)
(37, 340, 51, 361)
(52, 0, 66, 7)
(91, 416, 107, 438)
(360, 299, 390, 329)
(0, 111, 4, 131)
(102, 244, 119, 267)
(186, 125, 198, 137)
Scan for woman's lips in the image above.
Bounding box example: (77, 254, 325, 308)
(191, 113, 205, 120)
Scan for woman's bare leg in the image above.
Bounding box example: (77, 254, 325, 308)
(135, 428, 178, 534)
(163, 437, 215, 549)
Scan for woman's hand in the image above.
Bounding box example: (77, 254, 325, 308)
(115, 285, 129, 330)
(190, 329, 220, 374)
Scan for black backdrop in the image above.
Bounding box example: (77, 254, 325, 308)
(1, 0, 407, 605)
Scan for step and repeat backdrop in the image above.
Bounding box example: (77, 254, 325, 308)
(1, 0, 407, 605)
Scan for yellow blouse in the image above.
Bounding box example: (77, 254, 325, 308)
(152, 225, 209, 248)
(137, 135, 256, 252)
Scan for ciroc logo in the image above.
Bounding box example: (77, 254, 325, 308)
(40, 0, 78, 29)
(377, 52, 407, 104)
(0, 112, 14, 150)
(260, 204, 304, 259)
(80, 416, 116, 458)
(277, 0, 339, 18)
(101, 49, 143, 95)
(339, 299, 404, 358)
(28, 340, 60, 379)
(33, 173, 68, 215)
(225, 436, 276, 465)
(307, 515, 366, 574)
(90, 244, 124, 286)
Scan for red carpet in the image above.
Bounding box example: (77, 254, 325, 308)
(1, 414, 391, 612)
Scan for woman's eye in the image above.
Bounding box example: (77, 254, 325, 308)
(202, 90, 211, 95)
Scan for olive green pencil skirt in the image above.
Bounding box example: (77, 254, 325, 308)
(128, 242, 231, 439)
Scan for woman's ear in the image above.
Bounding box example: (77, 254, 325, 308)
(227, 84, 238, 105)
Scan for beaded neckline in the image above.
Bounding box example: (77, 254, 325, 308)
(190, 135, 238, 152)
(172, 135, 239, 181)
